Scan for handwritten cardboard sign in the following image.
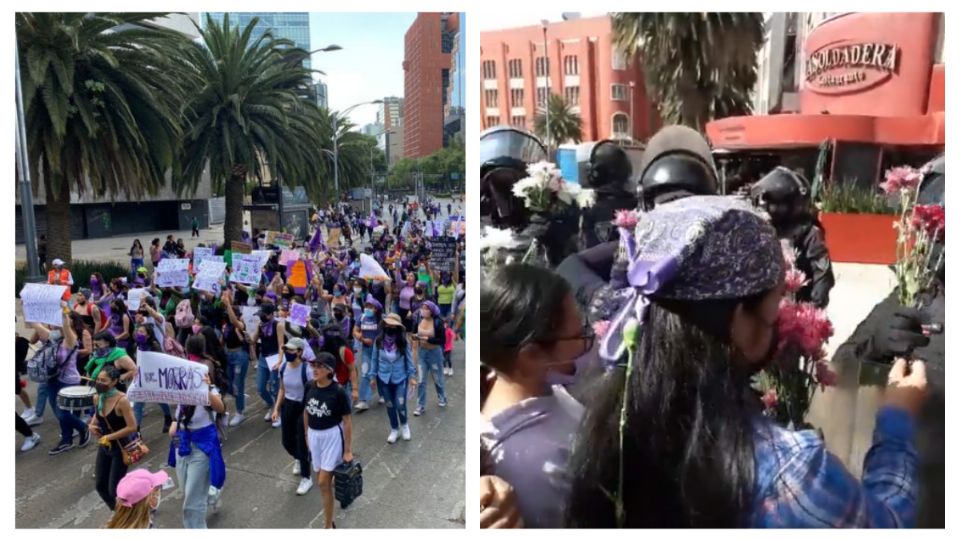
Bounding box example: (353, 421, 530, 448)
(241, 306, 260, 339)
(431, 237, 457, 274)
(266, 231, 294, 249)
(192, 247, 214, 270)
(231, 241, 252, 255)
(279, 249, 300, 267)
(193, 261, 226, 294)
(358, 253, 390, 281)
(127, 351, 210, 406)
(156, 259, 190, 288)
(288, 302, 310, 328)
(20, 283, 68, 327)
(127, 288, 148, 312)
(251, 250, 272, 268)
(231, 254, 263, 286)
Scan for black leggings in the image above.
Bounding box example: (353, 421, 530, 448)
(16, 414, 32, 437)
(95, 444, 129, 511)
(280, 400, 310, 478)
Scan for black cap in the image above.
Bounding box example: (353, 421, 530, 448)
(309, 351, 337, 371)
(259, 303, 276, 315)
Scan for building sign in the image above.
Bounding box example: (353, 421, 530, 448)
(805, 41, 900, 94)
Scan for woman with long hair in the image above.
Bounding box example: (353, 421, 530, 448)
(480, 264, 590, 528)
(34, 311, 92, 455)
(412, 301, 447, 417)
(106, 469, 168, 529)
(130, 319, 173, 434)
(563, 196, 924, 527)
(352, 296, 383, 412)
(168, 335, 226, 528)
(107, 298, 133, 354)
(320, 323, 359, 407)
(371, 314, 417, 443)
(129, 240, 145, 281)
(87, 366, 137, 510)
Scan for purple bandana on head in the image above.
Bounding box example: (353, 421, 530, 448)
(421, 300, 441, 318)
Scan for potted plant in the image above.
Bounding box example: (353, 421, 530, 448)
(817, 178, 899, 264)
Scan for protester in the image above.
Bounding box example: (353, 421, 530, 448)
(371, 314, 416, 442)
(191, 216, 200, 238)
(250, 303, 284, 428)
(273, 338, 314, 495)
(436, 272, 456, 320)
(352, 296, 383, 412)
(48, 258, 74, 301)
(129, 240, 145, 280)
(412, 300, 447, 416)
(220, 293, 249, 426)
(86, 332, 138, 389)
(89, 366, 137, 510)
(304, 352, 354, 529)
(106, 469, 169, 529)
(73, 288, 105, 334)
(131, 321, 174, 433)
(443, 320, 456, 376)
(150, 238, 162, 268)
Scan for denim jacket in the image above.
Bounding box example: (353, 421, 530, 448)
(370, 342, 416, 385)
(168, 423, 226, 489)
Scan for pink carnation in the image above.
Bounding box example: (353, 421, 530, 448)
(785, 268, 808, 294)
(613, 209, 639, 229)
(815, 361, 837, 387)
(761, 389, 778, 410)
(911, 204, 945, 242)
(593, 320, 612, 339)
(880, 166, 922, 195)
(777, 299, 833, 358)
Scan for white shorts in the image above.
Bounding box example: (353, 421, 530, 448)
(308, 425, 343, 473)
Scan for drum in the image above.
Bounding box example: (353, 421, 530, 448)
(57, 385, 97, 414)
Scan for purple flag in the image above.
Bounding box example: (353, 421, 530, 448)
(308, 227, 324, 254)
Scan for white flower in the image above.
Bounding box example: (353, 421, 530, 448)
(526, 160, 558, 180)
(557, 182, 579, 205)
(575, 188, 597, 208)
(511, 175, 547, 201)
(479, 226, 520, 252)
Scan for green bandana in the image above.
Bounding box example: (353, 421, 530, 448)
(84, 347, 126, 380)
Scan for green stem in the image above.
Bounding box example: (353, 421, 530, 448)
(616, 347, 633, 527)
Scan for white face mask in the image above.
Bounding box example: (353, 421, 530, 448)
(247, 297, 256, 306)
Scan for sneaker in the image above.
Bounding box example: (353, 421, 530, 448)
(292, 462, 301, 476)
(271, 418, 282, 428)
(207, 486, 222, 514)
(387, 429, 398, 444)
(354, 401, 369, 412)
(264, 411, 273, 422)
(378, 396, 386, 404)
(26, 415, 43, 427)
(77, 428, 91, 448)
(48, 441, 74, 456)
(438, 400, 447, 408)
(296, 477, 313, 496)
(449, 368, 454, 376)
(401, 424, 411, 441)
(20, 433, 41, 452)
(229, 413, 244, 427)
(219, 412, 230, 429)
(20, 408, 36, 422)
(413, 407, 424, 417)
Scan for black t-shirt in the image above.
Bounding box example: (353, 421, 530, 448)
(304, 382, 350, 431)
(16, 336, 29, 375)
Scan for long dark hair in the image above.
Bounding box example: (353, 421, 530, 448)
(180, 335, 216, 429)
(563, 294, 769, 528)
(375, 323, 408, 355)
(320, 323, 346, 358)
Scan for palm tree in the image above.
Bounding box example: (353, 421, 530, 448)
(534, 93, 583, 149)
(612, 13, 765, 132)
(17, 13, 187, 264)
(176, 14, 329, 244)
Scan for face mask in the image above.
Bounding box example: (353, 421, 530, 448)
(353, 287, 363, 295)
(192, 324, 202, 335)
(284, 351, 299, 363)
(544, 351, 595, 387)
(49, 330, 63, 342)
(96, 346, 111, 357)
(419, 267, 426, 273)
(260, 314, 270, 323)
(364, 309, 375, 318)
(135, 333, 148, 346)
(94, 382, 112, 393)
(415, 289, 424, 297)
(334, 290, 342, 297)
(90, 278, 99, 286)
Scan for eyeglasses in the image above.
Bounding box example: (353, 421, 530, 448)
(545, 324, 596, 355)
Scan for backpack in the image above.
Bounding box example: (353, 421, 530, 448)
(174, 299, 194, 328)
(27, 338, 71, 384)
(280, 361, 309, 390)
(86, 304, 108, 330)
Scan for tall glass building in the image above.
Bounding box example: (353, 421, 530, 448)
(203, 12, 312, 69)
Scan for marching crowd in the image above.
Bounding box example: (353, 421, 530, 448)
(16, 196, 466, 529)
(479, 125, 944, 528)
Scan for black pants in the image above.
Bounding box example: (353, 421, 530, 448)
(443, 350, 452, 369)
(16, 414, 32, 437)
(95, 444, 129, 511)
(399, 308, 413, 333)
(280, 400, 310, 478)
(191, 227, 200, 237)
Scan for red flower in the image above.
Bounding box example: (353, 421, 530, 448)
(911, 204, 945, 242)
(761, 389, 778, 410)
(777, 299, 833, 358)
(785, 268, 807, 294)
(880, 166, 922, 195)
(613, 209, 639, 229)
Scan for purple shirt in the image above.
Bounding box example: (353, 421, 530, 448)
(57, 343, 81, 385)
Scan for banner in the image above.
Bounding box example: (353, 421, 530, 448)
(231, 241, 252, 255)
(231, 254, 263, 285)
(20, 283, 68, 327)
(127, 351, 210, 406)
(431, 237, 457, 274)
(288, 302, 309, 328)
(358, 253, 390, 281)
(279, 249, 300, 267)
(156, 259, 190, 288)
(127, 288, 148, 312)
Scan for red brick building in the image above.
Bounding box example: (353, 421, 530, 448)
(403, 13, 458, 158)
(480, 15, 657, 143)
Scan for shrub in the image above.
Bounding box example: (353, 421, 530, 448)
(818, 180, 898, 215)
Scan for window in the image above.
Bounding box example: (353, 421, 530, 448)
(482, 60, 497, 79)
(612, 48, 627, 70)
(511, 88, 524, 107)
(537, 87, 549, 107)
(484, 89, 498, 108)
(508, 59, 523, 78)
(510, 115, 526, 128)
(613, 113, 629, 137)
(485, 116, 501, 127)
(563, 55, 579, 76)
(611, 84, 628, 101)
(535, 56, 550, 77)
(564, 86, 580, 106)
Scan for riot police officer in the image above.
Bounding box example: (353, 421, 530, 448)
(579, 140, 639, 249)
(479, 126, 578, 268)
(750, 166, 834, 308)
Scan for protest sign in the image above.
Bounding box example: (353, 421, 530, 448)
(20, 283, 68, 327)
(431, 237, 457, 274)
(127, 351, 210, 406)
(279, 249, 300, 267)
(358, 253, 390, 281)
(192, 247, 214, 270)
(193, 261, 226, 293)
(268, 232, 294, 249)
(156, 259, 190, 287)
(327, 226, 341, 247)
(287, 260, 309, 291)
(252, 250, 272, 268)
(433, 219, 446, 237)
(241, 306, 260, 338)
(289, 302, 309, 328)
(127, 288, 148, 311)
(231, 241, 252, 254)
(231, 255, 263, 285)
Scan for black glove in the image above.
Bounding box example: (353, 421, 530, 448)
(862, 307, 930, 363)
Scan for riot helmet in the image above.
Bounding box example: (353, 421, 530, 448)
(480, 126, 547, 228)
(750, 166, 810, 226)
(584, 140, 632, 189)
(638, 125, 718, 210)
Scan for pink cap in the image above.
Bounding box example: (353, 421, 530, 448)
(115, 468, 169, 507)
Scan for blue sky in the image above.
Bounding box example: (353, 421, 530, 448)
(308, 13, 416, 128)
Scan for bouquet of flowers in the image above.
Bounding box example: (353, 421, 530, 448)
(479, 226, 521, 268)
(882, 165, 946, 307)
(755, 242, 835, 429)
(511, 161, 596, 213)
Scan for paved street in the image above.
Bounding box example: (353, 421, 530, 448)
(14, 339, 465, 528)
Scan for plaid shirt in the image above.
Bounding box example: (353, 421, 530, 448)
(751, 406, 918, 527)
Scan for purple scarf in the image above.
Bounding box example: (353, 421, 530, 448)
(382, 335, 397, 352)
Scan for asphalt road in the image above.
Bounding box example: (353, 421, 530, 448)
(14, 332, 465, 529)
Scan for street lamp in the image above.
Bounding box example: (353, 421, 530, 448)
(629, 81, 635, 145)
(15, 40, 42, 281)
(332, 99, 383, 202)
(369, 128, 395, 211)
(541, 20, 551, 159)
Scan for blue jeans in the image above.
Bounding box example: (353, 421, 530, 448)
(226, 350, 250, 413)
(130, 258, 144, 279)
(47, 378, 89, 445)
(417, 347, 447, 410)
(378, 378, 409, 429)
(257, 355, 279, 410)
(358, 345, 376, 403)
(34, 382, 51, 419)
(176, 442, 211, 528)
(133, 402, 172, 427)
